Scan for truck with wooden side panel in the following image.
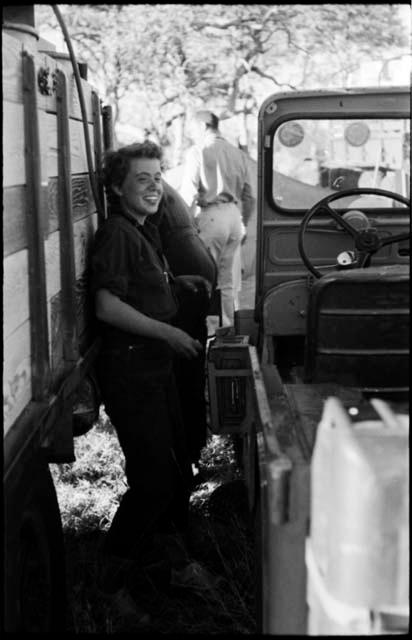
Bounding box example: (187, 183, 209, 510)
(3, 6, 112, 631)
(3, 7, 410, 635)
(207, 86, 410, 634)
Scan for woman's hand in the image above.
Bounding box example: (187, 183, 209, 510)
(162, 324, 203, 359)
(95, 288, 202, 359)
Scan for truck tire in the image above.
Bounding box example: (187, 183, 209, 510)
(4, 456, 66, 632)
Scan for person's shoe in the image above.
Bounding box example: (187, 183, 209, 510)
(155, 532, 191, 569)
(170, 561, 220, 591)
(109, 587, 151, 625)
(127, 564, 169, 617)
(98, 553, 134, 594)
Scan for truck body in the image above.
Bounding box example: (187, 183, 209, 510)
(3, 8, 110, 630)
(3, 8, 409, 633)
(207, 86, 409, 634)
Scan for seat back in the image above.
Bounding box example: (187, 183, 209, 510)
(304, 265, 410, 393)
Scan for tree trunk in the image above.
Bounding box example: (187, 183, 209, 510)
(239, 110, 249, 154)
(173, 114, 185, 167)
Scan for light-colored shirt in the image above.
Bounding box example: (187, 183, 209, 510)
(180, 132, 255, 226)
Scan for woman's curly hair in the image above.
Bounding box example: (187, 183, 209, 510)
(101, 141, 163, 205)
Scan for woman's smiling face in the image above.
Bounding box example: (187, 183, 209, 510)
(116, 157, 163, 221)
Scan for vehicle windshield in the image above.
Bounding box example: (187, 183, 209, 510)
(272, 118, 410, 211)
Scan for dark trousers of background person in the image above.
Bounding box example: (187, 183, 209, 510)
(172, 287, 210, 465)
(96, 341, 193, 576)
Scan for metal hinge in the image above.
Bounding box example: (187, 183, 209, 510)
(37, 66, 56, 96)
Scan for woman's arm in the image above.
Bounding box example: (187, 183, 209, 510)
(95, 288, 202, 359)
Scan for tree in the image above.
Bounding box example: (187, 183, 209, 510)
(35, 4, 409, 162)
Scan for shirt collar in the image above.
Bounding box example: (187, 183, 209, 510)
(115, 206, 145, 229)
(204, 130, 224, 143)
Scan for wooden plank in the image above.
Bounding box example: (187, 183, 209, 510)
(3, 102, 96, 187)
(3, 185, 28, 257)
(73, 212, 99, 277)
(49, 274, 95, 380)
(3, 176, 96, 257)
(45, 213, 98, 301)
(49, 293, 66, 386)
(92, 90, 106, 223)
(46, 112, 96, 179)
(75, 273, 94, 353)
(2, 32, 94, 121)
(102, 104, 114, 150)
(3, 249, 30, 340)
(3, 321, 32, 436)
(41, 52, 95, 122)
(3, 101, 29, 188)
(23, 50, 50, 400)
(4, 214, 99, 346)
(284, 384, 363, 457)
(48, 174, 96, 230)
(2, 32, 25, 104)
(55, 67, 79, 364)
(3, 102, 48, 188)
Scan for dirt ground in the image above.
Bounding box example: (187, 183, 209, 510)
(60, 433, 257, 634)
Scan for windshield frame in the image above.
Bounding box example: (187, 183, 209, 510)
(267, 112, 409, 216)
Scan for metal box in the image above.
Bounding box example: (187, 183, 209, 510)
(207, 335, 251, 434)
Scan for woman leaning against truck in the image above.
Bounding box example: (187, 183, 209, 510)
(90, 141, 210, 616)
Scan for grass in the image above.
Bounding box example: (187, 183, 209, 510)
(50, 406, 257, 634)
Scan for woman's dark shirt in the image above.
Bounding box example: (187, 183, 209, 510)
(90, 211, 178, 349)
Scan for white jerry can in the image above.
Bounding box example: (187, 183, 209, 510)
(307, 397, 409, 635)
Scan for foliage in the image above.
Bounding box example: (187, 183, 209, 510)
(50, 412, 256, 633)
(35, 4, 409, 158)
(50, 408, 127, 532)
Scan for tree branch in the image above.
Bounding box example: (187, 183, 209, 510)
(250, 66, 297, 90)
(159, 94, 181, 108)
(164, 112, 185, 127)
(192, 17, 251, 31)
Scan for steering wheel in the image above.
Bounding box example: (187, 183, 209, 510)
(298, 187, 410, 278)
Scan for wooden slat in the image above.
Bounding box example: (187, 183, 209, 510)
(49, 273, 95, 380)
(2, 32, 94, 121)
(23, 50, 50, 400)
(4, 211, 98, 370)
(75, 272, 94, 353)
(46, 112, 96, 180)
(3, 249, 30, 340)
(48, 174, 95, 230)
(102, 104, 114, 150)
(44, 68, 94, 122)
(3, 100, 30, 188)
(73, 213, 99, 276)
(45, 214, 97, 302)
(3, 320, 32, 435)
(3, 185, 29, 257)
(49, 293, 67, 386)
(3, 175, 96, 257)
(2, 32, 25, 103)
(92, 90, 106, 223)
(3, 102, 95, 188)
(55, 67, 79, 364)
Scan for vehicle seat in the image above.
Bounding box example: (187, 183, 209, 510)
(304, 265, 409, 393)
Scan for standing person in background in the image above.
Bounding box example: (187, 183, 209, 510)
(152, 181, 217, 470)
(91, 141, 210, 618)
(179, 110, 255, 327)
